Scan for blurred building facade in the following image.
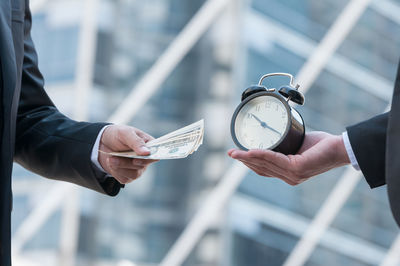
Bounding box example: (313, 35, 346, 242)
(11, 0, 400, 265)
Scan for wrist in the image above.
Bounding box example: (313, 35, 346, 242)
(98, 127, 113, 174)
(334, 134, 351, 166)
(91, 125, 111, 175)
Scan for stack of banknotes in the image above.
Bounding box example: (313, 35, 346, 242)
(101, 119, 204, 160)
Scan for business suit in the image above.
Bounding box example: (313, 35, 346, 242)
(347, 61, 400, 227)
(1, 0, 122, 264)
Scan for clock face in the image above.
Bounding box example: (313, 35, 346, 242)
(233, 94, 290, 150)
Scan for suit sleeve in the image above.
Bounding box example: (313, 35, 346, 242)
(346, 112, 388, 188)
(13, 2, 122, 196)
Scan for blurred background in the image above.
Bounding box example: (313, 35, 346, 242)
(11, 0, 400, 265)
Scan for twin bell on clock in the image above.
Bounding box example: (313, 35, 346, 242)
(230, 73, 305, 155)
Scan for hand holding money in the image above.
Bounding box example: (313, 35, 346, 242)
(98, 125, 158, 184)
(101, 120, 204, 160)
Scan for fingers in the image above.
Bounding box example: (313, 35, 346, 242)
(118, 129, 151, 156)
(233, 149, 291, 168)
(136, 129, 154, 143)
(230, 149, 300, 176)
(228, 149, 282, 169)
(240, 160, 298, 186)
(108, 157, 157, 170)
(114, 169, 144, 184)
(227, 149, 236, 157)
(99, 125, 159, 185)
(238, 156, 287, 177)
(106, 159, 146, 184)
(228, 148, 304, 185)
(240, 160, 276, 177)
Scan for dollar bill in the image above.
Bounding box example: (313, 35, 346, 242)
(100, 119, 204, 160)
(146, 120, 204, 146)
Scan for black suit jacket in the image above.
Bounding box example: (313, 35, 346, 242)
(0, 1, 122, 264)
(347, 62, 400, 227)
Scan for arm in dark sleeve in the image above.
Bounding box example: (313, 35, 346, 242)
(13, 4, 122, 196)
(346, 112, 388, 188)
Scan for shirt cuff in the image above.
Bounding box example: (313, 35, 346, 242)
(342, 131, 360, 171)
(91, 125, 111, 177)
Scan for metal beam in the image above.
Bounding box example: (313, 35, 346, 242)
(12, 184, 75, 255)
(30, 0, 49, 14)
(74, 0, 99, 121)
(381, 234, 400, 266)
(283, 170, 362, 266)
(232, 194, 387, 265)
(282, 2, 380, 263)
(13, 0, 231, 262)
(295, 0, 372, 92)
(108, 0, 231, 124)
(371, 0, 400, 26)
(58, 188, 80, 266)
(60, 0, 100, 263)
(247, 11, 393, 101)
(160, 163, 248, 266)
(160, 0, 370, 264)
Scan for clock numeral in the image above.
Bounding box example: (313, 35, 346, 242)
(275, 105, 279, 111)
(256, 105, 261, 112)
(282, 112, 286, 119)
(259, 143, 264, 149)
(247, 113, 251, 119)
(265, 102, 271, 108)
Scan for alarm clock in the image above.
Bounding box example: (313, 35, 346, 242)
(230, 73, 305, 155)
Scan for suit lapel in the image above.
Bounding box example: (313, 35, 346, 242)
(386, 60, 400, 227)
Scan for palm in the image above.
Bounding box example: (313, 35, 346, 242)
(228, 131, 350, 185)
(288, 132, 347, 178)
(298, 131, 333, 154)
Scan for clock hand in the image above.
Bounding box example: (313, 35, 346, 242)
(250, 113, 281, 136)
(250, 113, 264, 125)
(264, 124, 282, 136)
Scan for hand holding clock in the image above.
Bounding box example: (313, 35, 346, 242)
(228, 131, 351, 185)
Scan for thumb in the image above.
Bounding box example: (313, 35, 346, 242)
(123, 130, 151, 156)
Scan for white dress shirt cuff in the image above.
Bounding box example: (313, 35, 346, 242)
(91, 125, 110, 174)
(342, 131, 360, 171)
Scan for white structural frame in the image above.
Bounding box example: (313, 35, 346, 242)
(109, 0, 231, 125)
(381, 235, 400, 266)
(231, 194, 388, 265)
(13, 0, 400, 265)
(59, 0, 101, 265)
(295, 0, 372, 91)
(160, 0, 372, 265)
(247, 11, 393, 101)
(30, 0, 49, 14)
